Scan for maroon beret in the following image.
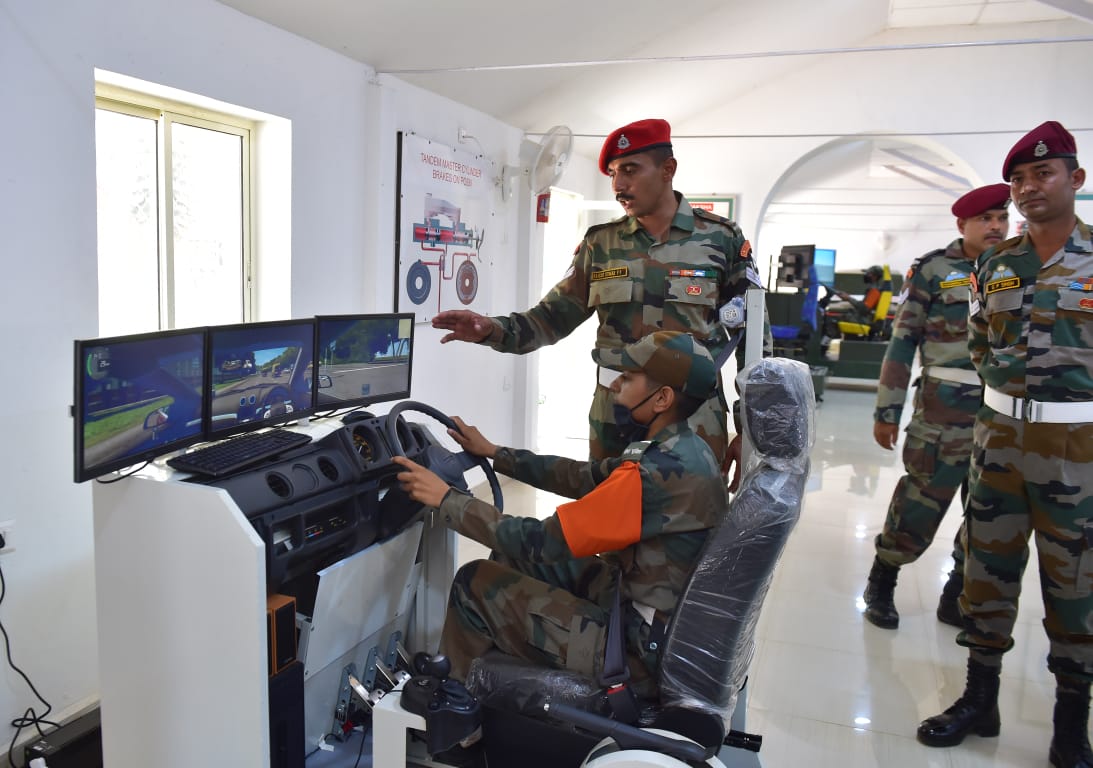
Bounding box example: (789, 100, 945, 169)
(1002, 121, 1077, 180)
(599, 119, 672, 175)
(951, 183, 1011, 218)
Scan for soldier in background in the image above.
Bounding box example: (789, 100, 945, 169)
(918, 121, 1093, 768)
(863, 184, 1011, 630)
(431, 118, 769, 489)
(391, 331, 726, 691)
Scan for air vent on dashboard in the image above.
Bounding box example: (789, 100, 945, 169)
(318, 457, 339, 482)
(266, 472, 292, 498)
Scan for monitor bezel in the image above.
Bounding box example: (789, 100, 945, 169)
(313, 313, 416, 413)
(205, 318, 318, 442)
(74, 326, 208, 483)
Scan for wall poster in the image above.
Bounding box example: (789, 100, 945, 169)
(396, 132, 495, 323)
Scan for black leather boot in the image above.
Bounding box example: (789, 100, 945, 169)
(917, 658, 1001, 747)
(863, 558, 900, 629)
(936, 569, 963, 628)
(1049, 677, 1093, 768)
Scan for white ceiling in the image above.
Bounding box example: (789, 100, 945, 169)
(216, 0, 1092, 254)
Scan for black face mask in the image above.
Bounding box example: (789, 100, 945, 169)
(611, 388, 659, 444)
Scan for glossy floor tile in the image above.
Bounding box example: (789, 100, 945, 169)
(460, 384, 1086, 767)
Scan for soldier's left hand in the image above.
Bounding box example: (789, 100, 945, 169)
(391, 455, 451, 507)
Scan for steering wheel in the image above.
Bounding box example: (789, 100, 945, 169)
(384, 401, 503, 511)
(261, 385, 294, 418)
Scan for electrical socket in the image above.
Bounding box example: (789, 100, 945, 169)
(0, 520, 13, 555)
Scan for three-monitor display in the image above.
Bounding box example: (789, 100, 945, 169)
(315, 313, 414, 410)
(73, 313, 416, 482)
(75, 328, 206, 483)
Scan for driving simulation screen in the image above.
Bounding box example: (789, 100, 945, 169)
(75, 329, 206, 482)
(207, 320, 316, 439)
(315, 314, 414, 409)
(813, 248, 837, 287)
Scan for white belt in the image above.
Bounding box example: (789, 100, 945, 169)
(924, 366, 981, 387)
(983, 386, 1093, 424)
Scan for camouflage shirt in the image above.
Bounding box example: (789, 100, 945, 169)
(875, 239, 978, 424)
(969, 218, 1093, 399)
(482, 193, 770, 369)
(437, 420, 727, 614)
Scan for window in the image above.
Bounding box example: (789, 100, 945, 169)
(95, 86, 254, 336)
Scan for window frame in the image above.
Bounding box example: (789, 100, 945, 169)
(94, 85, 256, 328)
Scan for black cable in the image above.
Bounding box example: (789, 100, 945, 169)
(94, 461, 151, 484)
(0, 561, 58, 767)
(351, 721, 371, 768)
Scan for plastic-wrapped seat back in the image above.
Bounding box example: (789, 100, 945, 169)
(657, 357, 814, 733)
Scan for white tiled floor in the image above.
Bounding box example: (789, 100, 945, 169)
(463, 385, 1078, 768)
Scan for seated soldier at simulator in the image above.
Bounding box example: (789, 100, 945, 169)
(391, 331, 728, 696)
(833, 264, 885, 325)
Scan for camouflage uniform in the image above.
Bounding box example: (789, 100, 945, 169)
(436, 421, 727, 693)
(962, 219, 1093, 680)
(873, 239, 978, 570)
(480, 193, 770, 462)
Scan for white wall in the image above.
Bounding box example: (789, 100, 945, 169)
(0, 0, 527, 756)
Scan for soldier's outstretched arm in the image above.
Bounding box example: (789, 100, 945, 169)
(432, 310, 496, 344)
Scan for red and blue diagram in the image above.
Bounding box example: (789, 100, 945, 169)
(406, 194, 485, 312)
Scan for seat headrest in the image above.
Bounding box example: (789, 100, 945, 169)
(737, 358, 815, 469)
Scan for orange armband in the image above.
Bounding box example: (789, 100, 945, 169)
(556, 462, 643, 558)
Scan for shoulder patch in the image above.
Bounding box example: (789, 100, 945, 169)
(692, 207, 732, 226)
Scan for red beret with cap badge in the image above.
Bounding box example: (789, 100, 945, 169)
(599, 119, 673, 175)
(1002, 121, 1077, 180)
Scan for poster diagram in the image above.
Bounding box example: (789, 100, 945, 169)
(397, 133, 494, 322)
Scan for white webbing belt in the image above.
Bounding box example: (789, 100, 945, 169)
(924, 366, 981, 387)
(984, 386, 1093, 424)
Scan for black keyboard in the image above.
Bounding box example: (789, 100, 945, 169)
(167, 429, 313, 477)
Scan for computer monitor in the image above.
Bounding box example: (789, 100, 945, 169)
(74, 328, 206, 482)
(314, 313, 414, 410)
(206, 319, 316, 440)
(813, 248, 837, 287)
(776, 245, 815, 290)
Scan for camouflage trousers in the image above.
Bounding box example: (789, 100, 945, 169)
(957, 411, 1093, 680)
(439, 556, 657, 694)
(875, 379, 977, 570)
(589, 377, 729, 463)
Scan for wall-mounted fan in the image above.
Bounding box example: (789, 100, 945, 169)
(499, 125, 573, 200)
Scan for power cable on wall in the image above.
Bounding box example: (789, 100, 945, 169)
(0, 556, 58, 767)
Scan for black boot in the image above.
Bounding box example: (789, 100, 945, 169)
(917, 658, 1001, 747)
(863, 558, 900, 629)
(936, 569, 963, 628)
(1049, 678, 1093, 768)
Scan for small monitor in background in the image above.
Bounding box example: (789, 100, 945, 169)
(776, 244, 815, 291)
(207, 319, 316, 440)
(813, 248, 837, 287)
(74, 328, 206, 482)
(315, 314, 415, 410)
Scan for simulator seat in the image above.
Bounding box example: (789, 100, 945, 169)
(836, 265, 892, 340)
(771, 266, 821, 360)
(462, 358, 816, 767)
